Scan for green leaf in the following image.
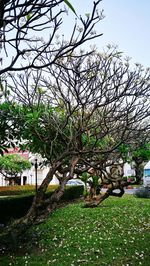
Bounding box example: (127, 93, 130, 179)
(63, 0, 76, 14)
(85, 13, 90, 18)
(0, 149, 4, 156)
(26, 12, 32, 21)
(81, 133, 88, 145)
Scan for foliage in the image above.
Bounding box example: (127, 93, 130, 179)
(134, 186, 150, 198)
(119, 142, 150, 164)
(0, 185, 84, 224)
(0, 0, 102, 153)
(60, 185, 84, 201)
(81, 172, 90, 197)
(0, 185, 59, 196)
(119, 141, 150, 184)
(63, 0, 76, 14)
(81, 133, 113, 149)
(0, 102, 19, 155)
(0, 46, 149, 223)
(0, 154, 31, 178)
(0, 186, 35, 196)
(6, 47, 150, 166)
(132, 143, 150, 162)
(122, 176, 136, 183)
(118, 143, 130, 161)
(91, 175, 99, 189)
(81, 172, 90, 183)
(0, 194, 35, 224)
(1, 196, 150, 265)
(1, 0, 150, 229)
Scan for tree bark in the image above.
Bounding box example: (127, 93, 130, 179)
(6, 157, 79, 232)
(7, 161, 61, 232)
(133, 159, 145, 184)
(84, 183, 125, 208)
(37, 177, 69, 222)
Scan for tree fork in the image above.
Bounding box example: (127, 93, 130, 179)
(84, 185, 125, 208)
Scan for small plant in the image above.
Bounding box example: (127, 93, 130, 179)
(122, 176, 128, 181)
(83, 189, 90, 198)
(81, 172, 90, 197)
(134, 186, 150, 198)
(122, 176, 136, 183)
(127, 176, 136, 183)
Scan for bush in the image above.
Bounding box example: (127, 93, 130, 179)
(122, 176, 136, 182)
(0, 185, 59, 196)
(0, 194, 34, 224)
(0, 185, 84, 224)
(134, 186, 150, 198)
(61, 185, 84, 201)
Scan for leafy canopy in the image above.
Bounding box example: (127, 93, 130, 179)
(0, 154, 31, 176)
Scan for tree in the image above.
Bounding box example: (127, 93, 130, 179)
(0, 101, 21, 155)
(4, 47, 150, 226)
(132, 143, 150, 182)
(118, 124, 150, 182)
(0, 0, 103, 154)
(0, 153, 31, 185)
(0, 0, 76, 28)
(0, 0, 103, 75)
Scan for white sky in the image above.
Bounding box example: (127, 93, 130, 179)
(1, 0, 150, 70)
(63, 0, 150, 68)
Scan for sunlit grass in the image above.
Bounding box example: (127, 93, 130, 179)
(1, 195, 150, 266)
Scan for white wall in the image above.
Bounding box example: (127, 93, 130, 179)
(26, 166, 59, 186)
(123, 162, 135, 177)
(0, 166, 59, 186)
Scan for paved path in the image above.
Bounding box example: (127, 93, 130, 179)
(102, 188, 136, 195)
(124, 188, 136, 194)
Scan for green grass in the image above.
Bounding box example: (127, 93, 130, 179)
(1, 195, 150, 266)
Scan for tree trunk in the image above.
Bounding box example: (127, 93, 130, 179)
(84, 183, 125, 208)
(19, 156, 79, 224)
(133, 158, 146, 184)
(0, 156, 82, 252)
(0, 161, 61, 249)
(6, 161, 61, 233)
(37, 177, 69, 222)
(23, 161, 62, 223)
(5, 157, 79, 234)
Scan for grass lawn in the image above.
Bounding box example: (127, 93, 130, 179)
(0, 195, 150, 266)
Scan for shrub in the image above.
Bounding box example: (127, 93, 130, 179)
(61, 185, 84, 201)
(134, 186, 150, 198)
(0, 194, 34, 224)
(127, 176, 136, 182)
(0, 185, 84, 224)
(122, 176, 136, 182)
(0, 185, 59, 196)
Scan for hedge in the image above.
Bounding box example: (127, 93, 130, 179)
(0, 185, 84, 224)
(134, 186, 150, 198)
(0, 185, 58, 196)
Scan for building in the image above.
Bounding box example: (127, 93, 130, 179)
(143, 161, 150, 186)
(0, 147, 148, 187)
(0, 148, 59, 186)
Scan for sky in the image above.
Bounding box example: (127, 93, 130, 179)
(63, 0, 150, 68)
(2, 0, 150, 71)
